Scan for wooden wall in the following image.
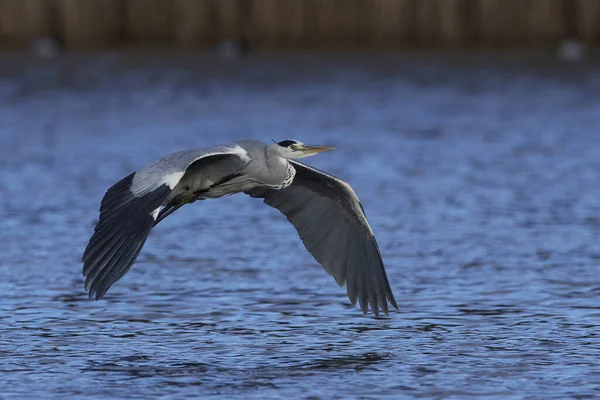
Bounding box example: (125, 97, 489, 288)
(0, 0, 598, 50)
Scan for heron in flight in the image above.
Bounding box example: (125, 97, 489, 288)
(82, 140, 397, 315)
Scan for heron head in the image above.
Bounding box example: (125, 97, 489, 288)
(273, 139, 335, 159)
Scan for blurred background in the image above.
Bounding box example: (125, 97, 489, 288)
(2, 1, 600, 399)
(0, 0, 597, 52)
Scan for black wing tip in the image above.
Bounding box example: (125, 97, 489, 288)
(358, 304, 385, 317)
(83, 268, 105, 300)
(91, 286, 109, 300)
(86, 288, 98, 300)
(81, 172, 171, 302)
(353, 293, 397, 316)
(85, 290, 105, 301)
(82, 237, 147, 302)
(84, 267, 112, 300)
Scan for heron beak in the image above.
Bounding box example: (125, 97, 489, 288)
(300, 145, 335, 155)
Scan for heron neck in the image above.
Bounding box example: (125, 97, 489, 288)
(265, 146, 289, 168)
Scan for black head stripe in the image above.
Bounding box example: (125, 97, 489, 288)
(277, 140, 298, 147)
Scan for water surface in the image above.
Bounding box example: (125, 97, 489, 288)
(1, 52, 599, 399)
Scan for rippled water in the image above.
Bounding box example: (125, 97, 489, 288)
(1, 52, 599, 399)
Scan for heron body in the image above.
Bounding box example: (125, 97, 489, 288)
(83, 139, 398, 315)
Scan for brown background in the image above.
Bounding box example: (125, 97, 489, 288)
(0, 0, 598, 50)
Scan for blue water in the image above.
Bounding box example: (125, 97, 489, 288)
(1, 52, 599, 399)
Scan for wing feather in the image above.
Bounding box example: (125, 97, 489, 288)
(344, 231, 357, 305)
(246, 161, 397, 316)
(82, 144, 252, 299)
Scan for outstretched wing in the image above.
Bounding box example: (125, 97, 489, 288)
(246, 161, 397, 316)
(82, 144, 251, 300)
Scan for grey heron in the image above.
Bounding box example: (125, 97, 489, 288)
(82, 140, 398, 315)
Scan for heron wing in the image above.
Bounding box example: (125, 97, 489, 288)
(245, 161, 398, 316)
(82, 144, 251, 300)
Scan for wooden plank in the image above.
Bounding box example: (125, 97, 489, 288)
(345, 0, 371, 46)
(414, 0, 441, 45)
(438, 0, 468, 46)
(476, 0, 527, 45)
(248, 0, 288, 48)
(123, 0, 175, 45)
(475, 0, 504, 43)
(0, 0, 598, 50)
(0, 0, 55, 47)
(173, 0, 214, 47)
(300, 0, 319, 47)
(312, 0, 369, 47)
(57, 0, 121, 49)
(370, 0, 416, 47)
(525, 0, 565, 43)
(248, 0, 309, 48)
(313, 0, 338, 43)
(213, 0, 242, 40)
(413, 0, 470, 47)
(286, 0, 308, 46)
(575, 0, 600, 41)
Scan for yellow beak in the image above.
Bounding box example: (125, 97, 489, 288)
(299, 145, 336, 155)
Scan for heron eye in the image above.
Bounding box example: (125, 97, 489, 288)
(289, 144, 298, 151)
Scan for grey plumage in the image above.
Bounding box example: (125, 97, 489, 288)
(82, 139, 397, 315)
(246, 162, 397, 315)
